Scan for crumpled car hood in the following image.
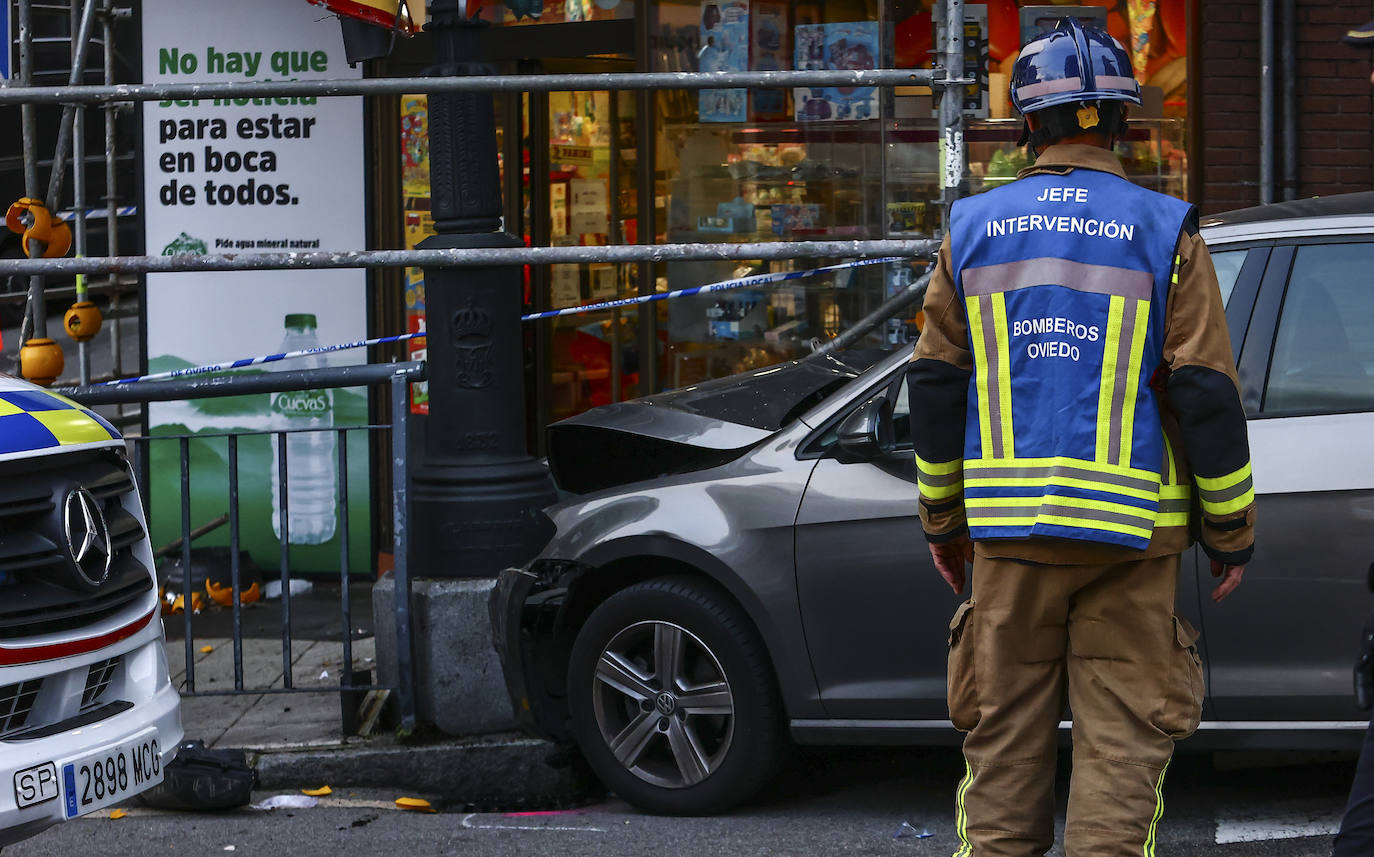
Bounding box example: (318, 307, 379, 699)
(546, 348, 891, 495)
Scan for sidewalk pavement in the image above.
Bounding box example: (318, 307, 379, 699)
(161, 624, 594, 808)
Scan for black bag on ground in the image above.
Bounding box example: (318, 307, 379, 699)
(138, 740, 257, 811)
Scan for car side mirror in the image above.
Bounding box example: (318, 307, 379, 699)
(836, 397, 894, 461)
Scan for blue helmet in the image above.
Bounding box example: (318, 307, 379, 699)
(1011, 16, 1141, 116)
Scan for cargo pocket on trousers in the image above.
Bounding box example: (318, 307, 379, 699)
(947, 600, 979, 733)
(1157, 615, 1204, 740)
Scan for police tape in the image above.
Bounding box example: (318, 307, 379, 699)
(56, 205, 138, 221)
(520, 256, 905, 321)
(97, 332, 425, 386)
(94, 257, 909, 386)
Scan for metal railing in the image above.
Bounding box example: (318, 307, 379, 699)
(19, 2, 973, 735)
(66, 361, 424, 732)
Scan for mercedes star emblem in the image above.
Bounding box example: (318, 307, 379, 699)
(64, 488, 112, 586)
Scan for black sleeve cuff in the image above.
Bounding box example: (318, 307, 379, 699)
(1199, 541, 1253, 566)
(925, 524, 969, 545)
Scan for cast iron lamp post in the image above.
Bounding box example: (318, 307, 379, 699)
(412, 0, 557, 577)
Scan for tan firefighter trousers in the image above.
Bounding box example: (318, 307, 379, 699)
(945, 552, 1204, 857)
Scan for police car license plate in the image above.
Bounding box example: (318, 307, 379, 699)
(60, 730, 162, 819)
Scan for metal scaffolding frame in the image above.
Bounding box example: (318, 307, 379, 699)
(0, 0, 972, 733)
(0, 1, 970, 338)
(11, 0, 136, 387)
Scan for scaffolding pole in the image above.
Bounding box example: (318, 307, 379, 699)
(0, 239, 942, 278)
(71, 0, 90, 385)
(17, 0, 41, 342)
(2, 59, 970, 374)
(0, 67, 941, 105)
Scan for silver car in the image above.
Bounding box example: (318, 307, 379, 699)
(490, 192, 1374, 815)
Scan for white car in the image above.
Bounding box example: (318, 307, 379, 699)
(0, 373, 181, 845)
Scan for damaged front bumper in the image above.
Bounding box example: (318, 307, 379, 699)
(488, 559, 589, 743)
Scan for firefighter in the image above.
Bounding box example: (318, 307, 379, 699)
(906, 17, 1254, 857)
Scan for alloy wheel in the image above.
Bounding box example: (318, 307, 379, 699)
(590, 620, 735, 789)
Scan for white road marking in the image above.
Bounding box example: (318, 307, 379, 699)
(1215, 808, 1342, 844)
(461, 812, 607, 833)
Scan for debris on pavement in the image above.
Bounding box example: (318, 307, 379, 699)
(139, 740, 258, 811)
(302, 786, 333, 797)
(262, 578, 313, 599)
(254, 795, 319, 810)
(394, 797, 436, 813)
(109, 809, 128, 820)
(893, 821, 933, 840)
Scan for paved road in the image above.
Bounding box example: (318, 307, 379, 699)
(8, 747, 1357, 857)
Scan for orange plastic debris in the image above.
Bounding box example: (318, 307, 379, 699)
(394, 797, 435, 813)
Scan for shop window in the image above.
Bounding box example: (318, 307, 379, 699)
(1263, 243, 1374, 415)
(473, 0, 634, 25)
(644, 0, 1190, 396)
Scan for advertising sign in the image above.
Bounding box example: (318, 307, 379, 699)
(141, 0, 371, 574)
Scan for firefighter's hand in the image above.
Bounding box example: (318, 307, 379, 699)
(1210, 559, 1245, 602)
(929, 534, 974, 595)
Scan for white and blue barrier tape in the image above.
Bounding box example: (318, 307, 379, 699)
(96, 257, 907, 387)
(520, 256, 903, 321)
(57, 205, 138, 221)
(99, 332, 425, 386)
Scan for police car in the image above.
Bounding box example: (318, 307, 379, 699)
(0, 373, 181, 845)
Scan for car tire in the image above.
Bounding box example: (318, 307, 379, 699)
(567, 575, 783, 815)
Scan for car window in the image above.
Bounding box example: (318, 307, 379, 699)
(1210, 249, 1246, 307)
(1263, 242, 1374, 414)
(890, 372, 912, 450)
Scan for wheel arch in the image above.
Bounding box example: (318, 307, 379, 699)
(561, 534, 818, 719)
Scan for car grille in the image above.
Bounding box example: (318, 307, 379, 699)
(0, 449, 153, 641)
(81, 657, 119, 710)
(0, 679, 41, 737)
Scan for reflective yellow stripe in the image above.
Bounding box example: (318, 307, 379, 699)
(919, 479, 964, 501)
(953, 757, 973, 857)
(1162, 433, 1177, 485)
(1201, 491, 1254, 517)
(1195, 463, 1251, 493)
(916, 454, 962, 476)
(966, 296, 994, 458)
(1197, 462, 1255, 516)
(916, 453, 964, 500)
(966, 512, 1154, 539)
(1171, 254, 1181, 285)
(966, 494, 1155, 517)
(1097, 295, 1126, 461)
(965, 477, 1160, 502)
(990, 293, 1014, 458)
(29, 409, 115, 445)
(967, 455, 1160, 481)
(1143, 759, 1170, 857)
(1117, 298, 1150, 465)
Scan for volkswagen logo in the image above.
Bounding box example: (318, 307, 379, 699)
(654, 691, 678, 716)
(63, 488, 112, 587)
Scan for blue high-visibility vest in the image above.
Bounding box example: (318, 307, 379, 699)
(947, 167, 1194, 550)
